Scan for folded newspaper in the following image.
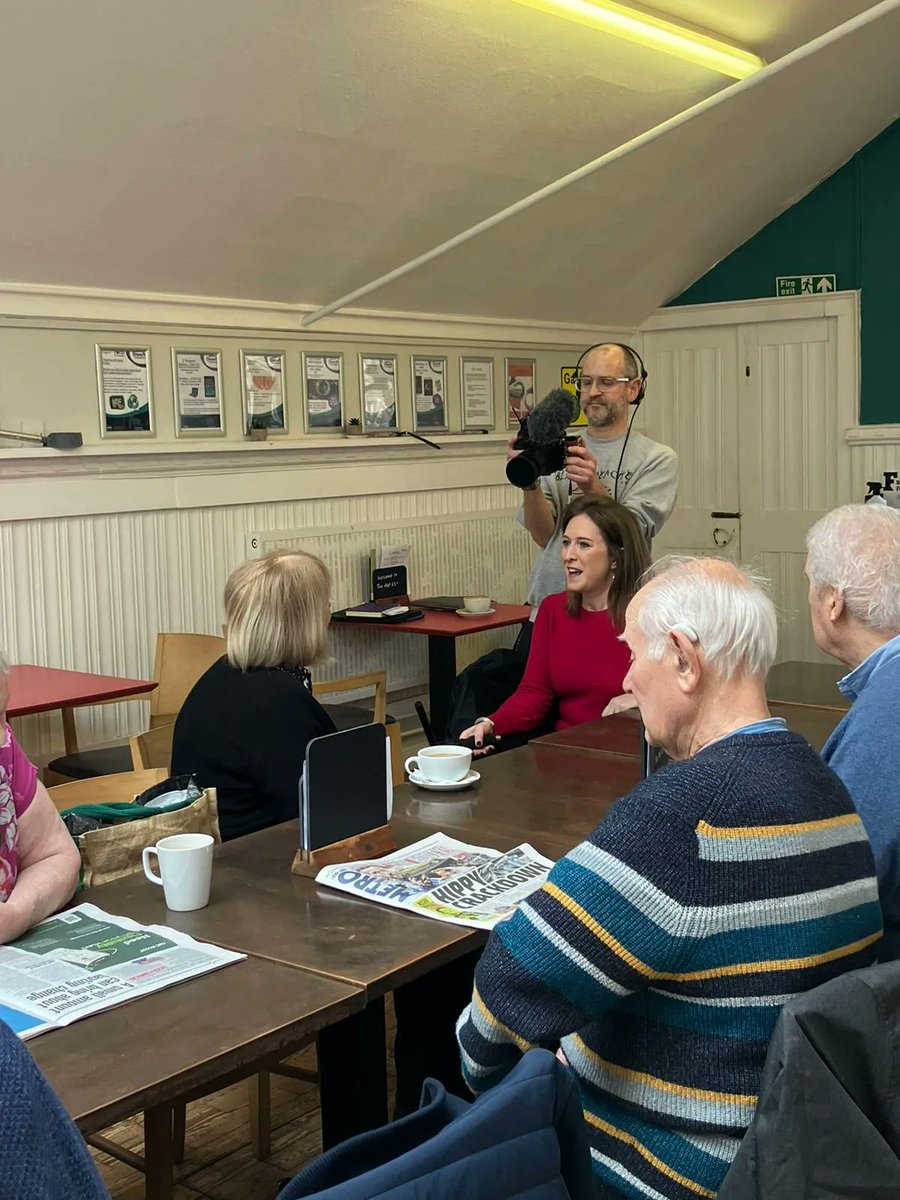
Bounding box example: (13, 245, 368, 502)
(315, 833, 554, 930)
(0, 902, 244, 1040)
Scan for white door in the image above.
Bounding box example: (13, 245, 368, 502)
(638, 293, 859, 664)
(636, 325, 742, 562)
(738, 300, 858, 662)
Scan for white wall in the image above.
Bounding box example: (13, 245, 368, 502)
(0, 285, 629, 757)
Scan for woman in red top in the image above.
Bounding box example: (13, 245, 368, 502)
(461, 496, 649, 754)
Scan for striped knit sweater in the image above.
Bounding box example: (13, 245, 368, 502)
(457, 732, 881, 1199)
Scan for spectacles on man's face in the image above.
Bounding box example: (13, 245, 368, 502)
(577, 375, 634, 392)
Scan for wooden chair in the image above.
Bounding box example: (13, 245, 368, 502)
(313, 670, 403, 780)
(129, 723, 176, 772)
(46, 768, 168, 813)
(46, 632, 225, 783)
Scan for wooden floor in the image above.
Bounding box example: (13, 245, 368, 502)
(94, 1016, 398, 1200)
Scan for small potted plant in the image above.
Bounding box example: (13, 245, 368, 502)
(345, 417, 364, 436)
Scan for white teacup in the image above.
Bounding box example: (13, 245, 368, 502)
(142, 833, 214, 912)
(405, 745, 473, 783)
(463, 595, 491, 614)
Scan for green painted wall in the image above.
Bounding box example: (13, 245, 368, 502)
(670, 119, 900, 425)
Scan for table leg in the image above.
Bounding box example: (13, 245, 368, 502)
(61, 706, 79, 754)
(427, 637, 457, 743)
(143, 1104, 175, 1200)
(316, 997, 387, 1149)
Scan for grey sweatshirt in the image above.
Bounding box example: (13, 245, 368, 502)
(519, 428, 678, 611)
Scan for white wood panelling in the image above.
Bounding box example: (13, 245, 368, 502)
(3, 483, 533, 759)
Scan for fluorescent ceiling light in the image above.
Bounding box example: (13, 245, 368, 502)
(511, 0, 766, 79)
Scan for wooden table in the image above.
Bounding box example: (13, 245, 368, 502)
(8, 663, 157, 753)
(80, 741, 635, 1154)
(768, 701, 843, 751)
(32, 956, 361, 1200)
(766, 660, 848, 710)
(335, 603, 530, 739)
(531, 713, 643, 758)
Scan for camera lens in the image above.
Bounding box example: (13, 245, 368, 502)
(506, 452, 541, 489)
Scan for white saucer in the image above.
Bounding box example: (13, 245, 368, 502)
(409, 769, 481, 792)
(455, 608, 495, 617)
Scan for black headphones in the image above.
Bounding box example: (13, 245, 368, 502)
(574, 342, 647, 405)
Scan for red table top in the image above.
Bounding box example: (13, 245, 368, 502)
(7, 664, 157, 717)
(345, 603, 531, 638)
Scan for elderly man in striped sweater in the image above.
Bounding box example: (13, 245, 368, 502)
(457, 557, 881, 1200)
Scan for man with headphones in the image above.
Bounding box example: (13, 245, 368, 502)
(512, 342, 678, 627)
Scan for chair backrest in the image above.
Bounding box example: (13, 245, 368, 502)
(313, 670, 387, 726)
(150, 632, 225, 725)
(130, 723, 175, 771)
(47, 768, 168, 813)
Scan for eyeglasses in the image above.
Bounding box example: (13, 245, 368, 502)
(577, 375, 634, 391)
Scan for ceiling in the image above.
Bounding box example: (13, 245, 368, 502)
(0, 0, 897, 328)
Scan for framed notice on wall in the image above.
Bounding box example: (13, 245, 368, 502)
(303, 352, 343, 431)
(460, 357, 495, 430)
(506, 358, 536, 428)
(96, 346, 154, 436)
(172, 349, 225, 435)
(241, 350, 287, 433)
(360, 355, 398, 432)
(411, 356, 448, 432)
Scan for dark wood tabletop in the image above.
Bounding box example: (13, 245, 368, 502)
(31, 955, 361, 1135)
(768, 701, 843, 750)
(766, 660, 849, 709)
(531, 713, 643, 758)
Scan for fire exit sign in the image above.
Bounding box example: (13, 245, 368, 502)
(776, 274, 836, 296)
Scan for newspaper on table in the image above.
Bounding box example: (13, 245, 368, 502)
(315, 833, 555, 930)
(0, 902, 244, 1040)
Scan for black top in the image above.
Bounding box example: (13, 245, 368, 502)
(171, 657, 336, 842)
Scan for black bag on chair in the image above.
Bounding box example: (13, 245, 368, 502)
(443, 648, 528, 742)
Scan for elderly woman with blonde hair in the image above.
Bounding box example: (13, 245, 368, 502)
(172, 550, 336, 842)
(0, 650, 81, 943)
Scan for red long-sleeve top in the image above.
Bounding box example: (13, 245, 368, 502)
(489, 592, 631, 736)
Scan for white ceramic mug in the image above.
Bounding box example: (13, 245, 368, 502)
(142, 833, 214, 912)
(404, 745, 472, 783)
(463, 595, 491, 614)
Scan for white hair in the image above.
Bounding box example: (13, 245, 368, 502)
(0, 648, 7, 677)
(806, 504, 900, 631)
(634, 556, 778, 679)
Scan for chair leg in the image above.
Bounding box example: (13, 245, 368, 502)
(172, 1103, 186, 1164)
(248, 1071, 272, 1161)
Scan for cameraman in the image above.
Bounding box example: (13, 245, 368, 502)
(513, 343, 677, 630)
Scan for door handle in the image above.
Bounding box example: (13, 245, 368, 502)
(710, 511, 741, 519)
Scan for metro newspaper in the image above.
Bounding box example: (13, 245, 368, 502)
(315, 833, 555, 929)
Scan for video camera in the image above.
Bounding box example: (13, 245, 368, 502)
(505, 388, 579, 490)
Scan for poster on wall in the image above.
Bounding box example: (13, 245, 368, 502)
(303, 352, 343, 431)
(241, 350, 287, 433)
(460, 357, 495, 430)
(411, 356, 448, 431)
(172, 349, 225, 435)
(506, 358, 536, 427)
(560, 364, 587, 427)
(360, 355, 398, 432)
(96, 346, 154, 436)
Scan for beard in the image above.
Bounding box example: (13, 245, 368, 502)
(583, 400, 620, 429)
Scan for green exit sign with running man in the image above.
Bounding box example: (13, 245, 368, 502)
(776, 274, 836, 296)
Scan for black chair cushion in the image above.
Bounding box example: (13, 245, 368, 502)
(46, 744, 133, 780)
(321, 703, 397, 732)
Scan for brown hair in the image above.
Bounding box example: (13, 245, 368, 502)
(561, 495, 650, 628)
(224, 550, 331, 670)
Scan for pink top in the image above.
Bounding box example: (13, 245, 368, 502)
(489, 592, 632, 737)
(0, 725, 38, 901)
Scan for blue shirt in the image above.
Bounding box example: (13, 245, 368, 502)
(822, 634, 900, 961)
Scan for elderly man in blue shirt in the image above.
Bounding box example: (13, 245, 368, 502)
(806, 502, 900, 960)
